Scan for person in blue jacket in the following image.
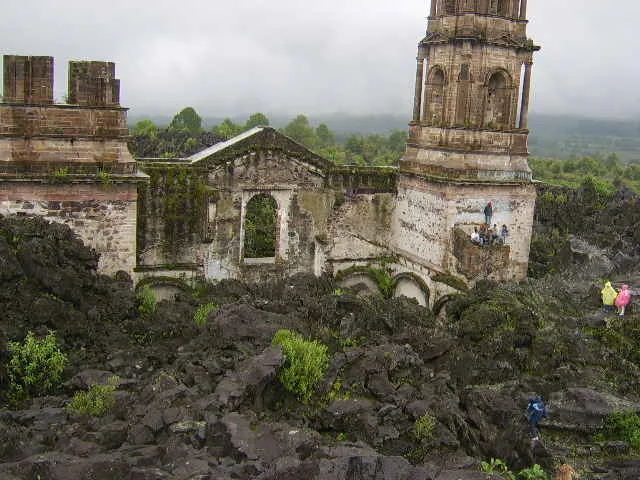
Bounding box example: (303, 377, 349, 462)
(526, 396, 547, 440)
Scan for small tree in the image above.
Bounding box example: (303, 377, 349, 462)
(132, 119, 159, 138)
(282, 115, 317, 149)
(213, 118, 243, 139)
(245, 112, 270, 129)
(170, 107, 203, 133)
(7, 331, 67, 405)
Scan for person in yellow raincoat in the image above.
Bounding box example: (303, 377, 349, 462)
(601, 281, 618, 313)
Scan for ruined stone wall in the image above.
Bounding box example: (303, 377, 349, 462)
(0, 182, 137, 274)
(136, 163, 208, 272)
(326, 192, 396, 265)
(393, 174, 535, 281)
(0, 55, 144, 276)
(136, 150, 404, 284)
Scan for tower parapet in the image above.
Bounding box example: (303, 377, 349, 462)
(0, 55, 146, 275)
(3, 55, 54, 105)
(402, 0, 540, 182)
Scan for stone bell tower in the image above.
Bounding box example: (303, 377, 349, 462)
(393, 0, 540, 282)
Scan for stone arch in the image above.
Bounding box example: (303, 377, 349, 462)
(432, 294, 459, 316)
(424, 66, 447, 126)
(243, 193, 278, 259)
(483, 69, 513, 129)
(335, 266, 382, 298)
(135, 276, 193, 302)
(392, 273, 430, 307)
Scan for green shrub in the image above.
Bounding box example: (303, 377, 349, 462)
(414, 412, 437, 441)
(272, 329, 329, 404)
(137, 285, 157, 316)
(193, 302, 218, 326)
(518, 464, 548, 480)
(66, 376, 119, 417)
(7, 331, 67, 405)
(594, 410, 640, 448)
(481, 458, 516, 480)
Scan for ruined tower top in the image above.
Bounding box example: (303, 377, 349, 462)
(400, 0, 540, 182)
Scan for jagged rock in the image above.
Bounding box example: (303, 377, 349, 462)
(69, 369, 118, 389)
(208, 412, 321, 464)
(548, 388, 640, 432)
(212, 345, 284, 411)
(2, 452, 130, 480)
(130, 468, 175, 480)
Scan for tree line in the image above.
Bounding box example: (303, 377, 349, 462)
(128, 107, 407, 166)
(530, 153, 640, 193)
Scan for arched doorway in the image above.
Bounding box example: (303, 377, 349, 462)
(244, 193, 278, 259)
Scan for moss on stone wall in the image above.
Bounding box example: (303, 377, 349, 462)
(137, 164, 208, 258)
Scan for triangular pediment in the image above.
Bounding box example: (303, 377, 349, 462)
(187, 126, 330, 172)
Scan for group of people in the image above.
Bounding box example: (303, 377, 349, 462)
(470, 223, 509, 246)
(601, 281, 633, 316)
(467, 201, 509, 246)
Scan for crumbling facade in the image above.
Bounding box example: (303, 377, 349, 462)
(1, 1, 540, 305)
(0, 56, 146, 274)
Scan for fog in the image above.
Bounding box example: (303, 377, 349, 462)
(1, 0, 637, 119)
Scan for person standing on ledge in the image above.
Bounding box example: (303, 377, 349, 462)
(484, 201, 493, 226)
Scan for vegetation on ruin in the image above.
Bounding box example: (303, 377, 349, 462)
(7, 331, 67, 406)
(272, 329, 329, 404)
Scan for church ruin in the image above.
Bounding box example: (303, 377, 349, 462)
(0, 1, 539, 306)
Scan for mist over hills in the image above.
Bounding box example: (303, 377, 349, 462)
(128, 111, 640, 162)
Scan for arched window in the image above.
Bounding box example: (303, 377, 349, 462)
(244, 194, 278, 258)
(484, 71, 512, 129)
(425, 68, 446, 126)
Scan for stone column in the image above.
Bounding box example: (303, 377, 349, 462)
(519, 0, 527, 19)
(518, 61, 532, 129)
(430, 0, 437, 17)
(421, 60, 431, 122)
(413, 57, 425, 121)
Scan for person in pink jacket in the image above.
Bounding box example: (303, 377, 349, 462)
(615, 285, 632, 316)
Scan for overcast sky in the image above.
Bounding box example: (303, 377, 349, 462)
(1, 0, 638, 120)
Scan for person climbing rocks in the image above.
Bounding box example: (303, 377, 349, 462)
(526, 396, 547, 441)
(601, 281, 618, 313)
(484, 201, 493, 225)
(615, 284, 632, 316)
